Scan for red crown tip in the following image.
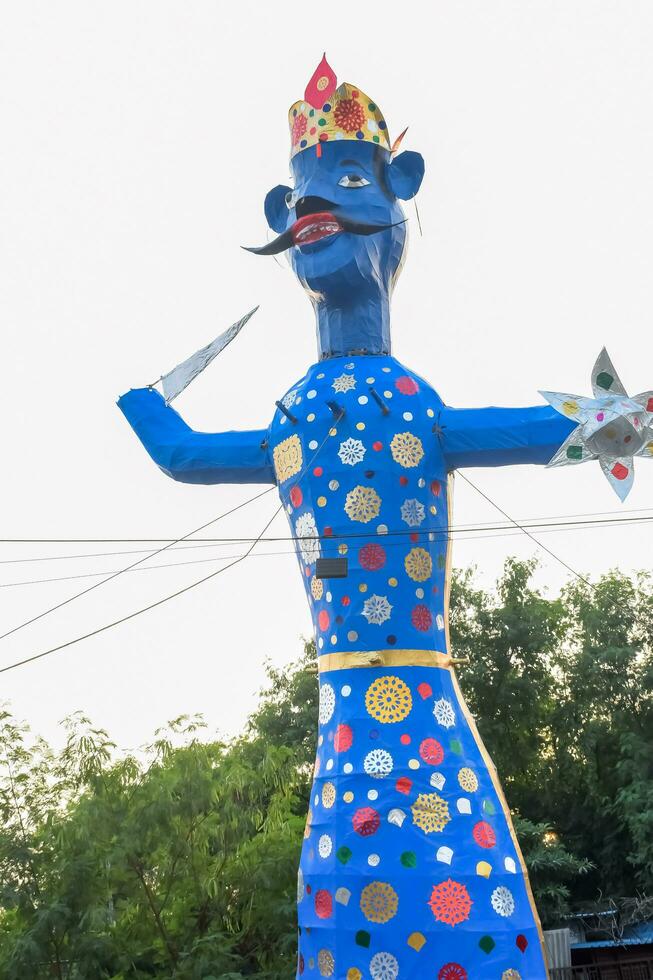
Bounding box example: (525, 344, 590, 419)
(304, 55, 337, 109)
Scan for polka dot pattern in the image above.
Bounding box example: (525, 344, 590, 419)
(270, 356, 547, 978)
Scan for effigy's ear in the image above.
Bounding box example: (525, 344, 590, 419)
(386, 150, 425, 201)
(264, 185, 292, 233)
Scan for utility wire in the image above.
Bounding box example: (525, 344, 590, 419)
(456, 472, 597, 589)
(1, 515, 649, 591)
(1, 510, 653, 561)
(0, 413, 343, 676)
(0, 509, 280, 676)
(0, 485, 275, 644)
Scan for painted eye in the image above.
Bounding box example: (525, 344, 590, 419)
(285, 190, 296, 209)
(338, 174, 370, 188)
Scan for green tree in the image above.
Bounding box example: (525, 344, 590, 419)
(450, 560, 653, 918)
(0, 564, 651, 973)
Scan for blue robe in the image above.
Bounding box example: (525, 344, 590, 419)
(119, 354, 574, 980)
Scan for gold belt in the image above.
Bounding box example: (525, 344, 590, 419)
(317, 649, 467, 673)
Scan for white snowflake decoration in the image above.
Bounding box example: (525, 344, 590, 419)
(318, 834, 333, 858)
(363, 594, 393, 625)
(364, 749, 394, 778)
(317, 948, 334, 977)
(295, 511, 320, 565)
(319, 683, 336, 725)
(332, 372, 356, 393)
(338, 437, 366, 466)
(491, 885, 516, 917)
(370, 951, 399, 980)
(281, 389, 298, 409)
(433, 698, 456, 729)
(400, 498, 426, 527)
(297, 867, 304, 903)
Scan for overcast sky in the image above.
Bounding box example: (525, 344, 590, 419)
(2, 1, 652, 750)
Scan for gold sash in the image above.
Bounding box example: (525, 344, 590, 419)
(317, 649, 464, 673)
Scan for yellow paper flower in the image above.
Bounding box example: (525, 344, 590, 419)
(390, 431, 424, 468)
(360, 880, 399, 924)
(311, 576, 324, 600)
(458, 767, 479, 792)
(273, 434, 303, 483)
(411, 792, 451, 833)
(365, 675, 413, 724)
(344, 485, 382, 523)
(304, 809, 313, 838)
(404, 547, 432, 582)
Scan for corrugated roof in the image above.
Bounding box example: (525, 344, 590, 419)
(572, 920, 653, 949)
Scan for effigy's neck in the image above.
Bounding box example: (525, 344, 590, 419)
(314, 289, 391, 359)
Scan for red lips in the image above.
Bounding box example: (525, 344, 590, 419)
(291, 211, 343, 246)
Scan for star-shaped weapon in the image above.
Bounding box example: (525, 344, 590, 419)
(540, 349, 653, 500)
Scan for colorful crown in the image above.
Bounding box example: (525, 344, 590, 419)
(288, 56, 391, 159)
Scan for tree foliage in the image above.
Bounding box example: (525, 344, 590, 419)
(0, 561, 651, 976)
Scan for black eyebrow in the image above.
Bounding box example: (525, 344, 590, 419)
(340, 159, 365, 169)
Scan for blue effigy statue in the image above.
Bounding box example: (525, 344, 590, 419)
(119, 59, 651, 980)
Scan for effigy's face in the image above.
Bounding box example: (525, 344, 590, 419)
(261, 141, 423, 300)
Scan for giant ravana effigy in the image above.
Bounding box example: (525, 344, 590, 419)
(119, 57, 653, 980)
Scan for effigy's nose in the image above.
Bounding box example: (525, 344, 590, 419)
(295, 195, 337, 218)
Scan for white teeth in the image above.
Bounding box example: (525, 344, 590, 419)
(296, 221, 340, 242)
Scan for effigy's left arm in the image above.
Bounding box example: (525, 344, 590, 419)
(437, 404, 576, 469)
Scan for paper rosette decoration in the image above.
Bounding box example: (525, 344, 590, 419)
(541, 348, 653, 500)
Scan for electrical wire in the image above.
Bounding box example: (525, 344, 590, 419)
(0, 411, 344, 676)
(456, 472, 596, 588)
(0, 486, 276, 644)
(1, 510, 653, 560)
(0, 514, 648, 591)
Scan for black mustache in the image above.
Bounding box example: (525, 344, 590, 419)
(242, 217, 405, 256)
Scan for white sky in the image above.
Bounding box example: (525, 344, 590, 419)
(2, 1, 652, 750)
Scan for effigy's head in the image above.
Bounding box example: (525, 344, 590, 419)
(246, 58, 424, 303)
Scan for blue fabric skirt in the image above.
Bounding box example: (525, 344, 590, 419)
(296, 662, 548, 980)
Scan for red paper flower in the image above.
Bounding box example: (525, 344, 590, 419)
(292, 114, 308, 145)
(438, 965, 468, 980)
(334, 98, 366, 133)
(395, 776, 412, 794)
(395, 375, 419, 395)
(419, 737, 444, 765)
(314, 889, 333, 919)
(359, 542, 386, 570)
(417, 682, 433, 700)
(353, 807, 380, 836)
(472, 821, 497, 849)
(411, 604, 433, 632)
(318, 610, 330, 632)
(334, 723, 353, 753)
(428, 879, 472, 926)
(290, 486, 303, 508)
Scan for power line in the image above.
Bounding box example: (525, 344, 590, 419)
(0, 485, 275, 644)
(456, 472, 596, 589)
(1, 511, 652, 567)
(0, 502, 653, 548)
(0, 412, 343, 676)
(0, 508, 280, 677)
(2, 516, 650, 591)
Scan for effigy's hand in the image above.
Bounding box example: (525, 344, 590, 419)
(540, 349, 653, 500)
